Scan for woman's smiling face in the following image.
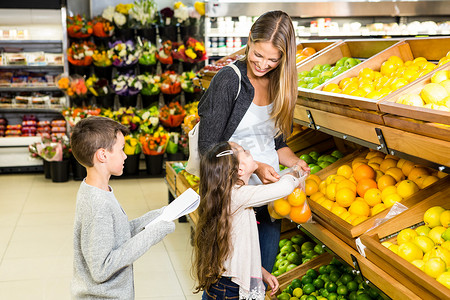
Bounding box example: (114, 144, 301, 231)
(247, 41, 282, 77)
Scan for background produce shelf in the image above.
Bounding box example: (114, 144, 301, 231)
(360, 180, 450, 300)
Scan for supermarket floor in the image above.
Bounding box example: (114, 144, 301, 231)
(0, 173, 202, 300)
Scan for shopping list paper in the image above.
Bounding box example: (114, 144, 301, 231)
(145, 188, 200, 228)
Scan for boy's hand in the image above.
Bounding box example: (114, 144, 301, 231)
(262, 267, 279, 296)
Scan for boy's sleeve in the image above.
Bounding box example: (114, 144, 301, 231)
(233, 175, 300, 210)
(83, 214, 175, 283)
(129, 206, 166, 236)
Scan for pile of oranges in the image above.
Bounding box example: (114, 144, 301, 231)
(296, 47, 317, 64)
(322, 53, 450, 100)
(307, 150, 447, 226)
(271, 185, 314, 224)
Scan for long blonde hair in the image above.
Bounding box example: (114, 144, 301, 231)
(244, 10, 297, 139)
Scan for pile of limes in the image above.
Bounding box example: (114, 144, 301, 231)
(382, 206, 450, 289)
(276, 257, 382, 300)
(308, 150, 446, 226)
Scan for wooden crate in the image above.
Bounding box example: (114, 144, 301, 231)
(265, 252, 334, 299)
(309, 149, 450, 248)
(295, 40, 343, 68)
(383, 114, 450, 142)
(404, 36, 450, 61)
(379, 62, 450, 126)
(299, 40, 417, 111)
(360, 183, 450, 300)
(165, 161, 185, 193)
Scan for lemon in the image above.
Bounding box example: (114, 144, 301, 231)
(397, 242, 423, 262)
(415, 225, 431, 236)
(381, 186, 397, 201)
(382, 193, 402, 208)
(424, 257, 446, 278)
(396, 180, 419, 198)
(411, 259, 425, 270)
(424, 206, 446, 228)
(428, 246, 450, 267)
(431, 70, 449, 84)
(371, 203, 386, 216)
(440, 210, 450, 228)
(436, 271, 450, 289)
(397, 228, 418, 245)
(413, 236, 435, 254)
(382, 241, 393, 248)
(442, 241, 450, 251)
(429, 226, 446, 245)
(421, 83, 449, 105)
(326, 183, 337, 201)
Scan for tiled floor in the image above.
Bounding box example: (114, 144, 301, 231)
(0, 173, 202, 300)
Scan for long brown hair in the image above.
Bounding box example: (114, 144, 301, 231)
(192, 141, 242, 293)
(243, 10, 297, 139)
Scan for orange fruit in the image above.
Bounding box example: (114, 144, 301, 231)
(268, 205, 283, 219)
(353, 164, 376, 182)
(383, 193, 402, 208)
(301, 47, 316, 57)
(331, 205, 347, 217)
(401, 160, 416, 177)
(348, 200, 370, 217)
(366, 151, 385, 160)
(413, 175, 428, 189)
(336, 165, 353, 179)
(331, 175, 346, 184)
(377, 174, 396, 191)
(385, 167, 406, 182)
(336, 188, 356, 207)
(319, 181, 327, 194)
(380, 60, 398, 76)
(422, 175, 439, 188)
(289, 204, 312, 224)
(381, 186, 397, 201)
(287, 188, 307, 206)
(396, 180, 419, 198)
(379, 158, 398, 173)
(273, 198, 291, 216)
(310, 191, 325, 202)
(337, 179, 357, 193)
(305, 179, 319, 196)
(364, 188, 382, 206)
(307, 174, 322, 185)
(321, 199, 334, 211)
(356, 178, 378, 198)
(371, 203, 386, 216)
(326, 183, 337, 201)
(352, 215, 369, 226)
(408, 167, 430, 182)
(368, 156, 384, 165)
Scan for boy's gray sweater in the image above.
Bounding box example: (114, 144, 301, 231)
(71, 181, 175, 299)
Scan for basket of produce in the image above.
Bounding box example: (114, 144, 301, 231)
(360, 180, 450, 299)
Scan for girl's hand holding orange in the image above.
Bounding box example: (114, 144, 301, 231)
(255, 162, 281, 184)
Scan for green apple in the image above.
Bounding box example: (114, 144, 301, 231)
(286, 263, 298, 272)
(320, 71, 334, 78)
(310, 77, 321, 84)
(312, 64, 323, 72)
(299, 83, 308, 89)
(275, 258, 285, 269)
(272, 270, 282, 277)
(291, 234, 306, 245)
(344, 57, 359, 68)
(336, 57, 348, 67)
(279, 238, 289, 248)
(310, 69, 321, 77)
(299, 70, 310, 77)
(318, 161, 332, 169)
(287, 252, 302, 265)
(314, 244, 325, 254)
(277, 260, 290, 274)
(310, 165, 322, 174)
(321, 64, 332, 71)
(280, 244, 295, 253)
(317, 155, 326, 162)
(301, 241, 315, 252)
(331, 150, 344, 159)
(442, 227, 450, 241)
(309, 151, 320, 160)
(293, 244, 301, 253)
(323, 155, 337, 163)
(299, 154, 314, 164)
(307, 83, 320, 89)
(276, 252, 288, 261)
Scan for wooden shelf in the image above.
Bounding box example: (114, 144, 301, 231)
(300, 222, 421, 300)
(294, 104, 450, 170)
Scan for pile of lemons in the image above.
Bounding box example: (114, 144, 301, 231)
(307, 149, 447, 226)
(382, 206, 450, 289)
(322, 52, 450, 100)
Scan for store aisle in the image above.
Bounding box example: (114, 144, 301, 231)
(0, 174, 202, 300)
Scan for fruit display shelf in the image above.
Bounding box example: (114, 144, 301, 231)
(379, 61, 450, 127)
(306, 148, 448, 249)
(300, 37, 450, 112)
(360, 183, 450, 299)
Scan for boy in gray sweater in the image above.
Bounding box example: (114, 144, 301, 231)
(70, 116, 175, 299)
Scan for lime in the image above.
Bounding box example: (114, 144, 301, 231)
(348, 291, 358, 300)
(306, 269, 318, 279)
(325, 282, 338, 293)
(293, 287, 303, 298)
(367, 288, 380, 298)
(290, 297, 299, 300)
(313, 278, 325, 289)
(327, 292, 338, 300)
(336, 285, 348, 295)
(291, 278, 302, 289)
(301, 275, 313, 285)
(300, 295, 308, 300)
(321, 274, 330, 283)
(302, 283, 316, 295)
(320, 288, 329, 297)
(355, 293, 371, 300)
(326, 264, 339, 274)
(340, 274, 353, 285)
(329, 271, 341, 282)
(306, 296, 317, 300)
(318, 265, 328, 274)
(277, 292, 291, 300)
(347, 281, 358, 292)
(314, 244, 325, 255)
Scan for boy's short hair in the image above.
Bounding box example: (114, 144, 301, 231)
(71, 116, 130, 167)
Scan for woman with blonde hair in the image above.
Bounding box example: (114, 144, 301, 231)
(197, 10, 310, 274)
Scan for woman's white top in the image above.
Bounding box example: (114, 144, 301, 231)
(229, 102, 279, 185)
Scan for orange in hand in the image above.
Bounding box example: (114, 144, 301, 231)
(287, 188, 306, 206)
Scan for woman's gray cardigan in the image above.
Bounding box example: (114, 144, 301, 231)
(197, 60, 288, 155)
